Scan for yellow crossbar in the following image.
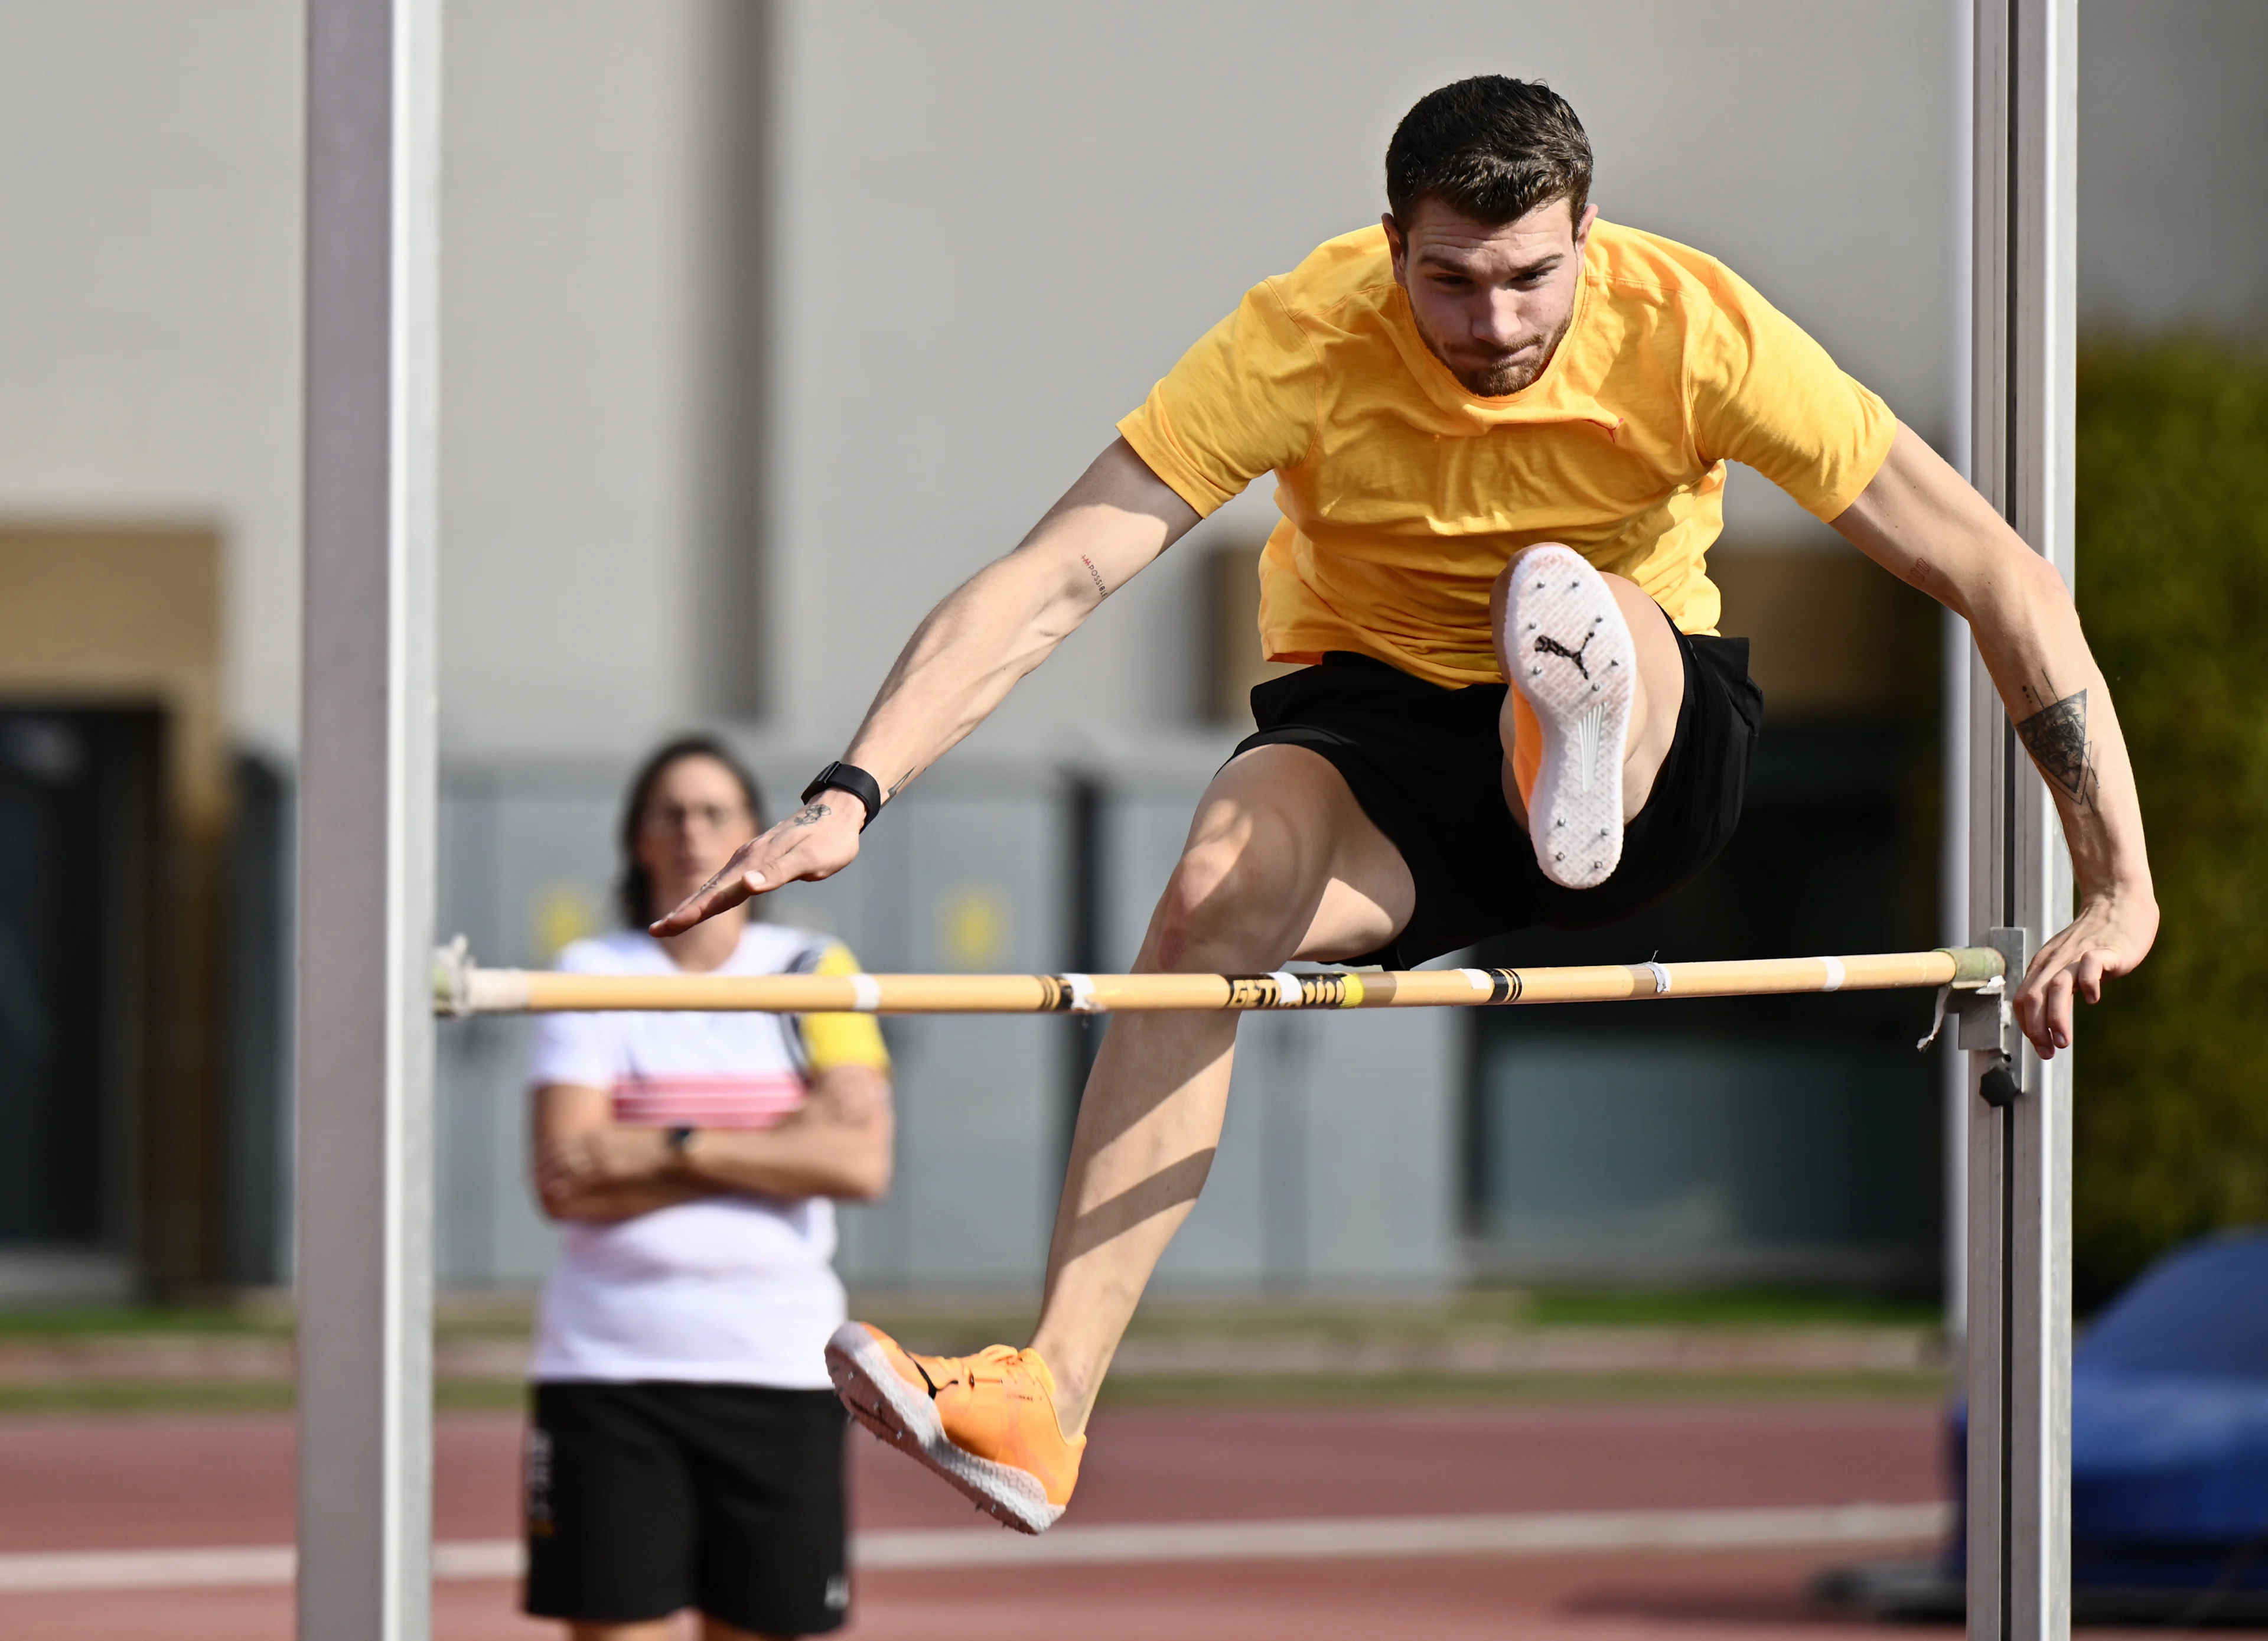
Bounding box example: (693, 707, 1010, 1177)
(434, 946, 2004, 1017)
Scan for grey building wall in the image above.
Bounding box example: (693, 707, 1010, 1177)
(2079, 0, 2268, 333)
(0, 0, 302, 756)
(437, 0, 755, 757)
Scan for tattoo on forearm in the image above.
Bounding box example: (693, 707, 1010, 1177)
(1080, 554, 1109, 599)
(2016, 685, 2096, 808)
(887, 770, 914, 799)
(788, 802, 829, 828)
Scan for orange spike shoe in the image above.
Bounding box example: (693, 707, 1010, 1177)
(825, 1321, 1086, 1534)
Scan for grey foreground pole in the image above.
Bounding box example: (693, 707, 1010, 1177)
(1964, 2, 2076, 1639)
(297, 0, 442, 1637)
(1942, 0, 1977, 1347)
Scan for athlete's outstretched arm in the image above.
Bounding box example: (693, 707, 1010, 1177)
(654, 438, 1201, 935)
(1831, 422, 2158, 1060)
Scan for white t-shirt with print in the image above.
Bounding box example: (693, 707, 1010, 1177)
(528, 924, 868, 1389)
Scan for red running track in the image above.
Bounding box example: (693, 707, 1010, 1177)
(0, 1401, 1967, 1639)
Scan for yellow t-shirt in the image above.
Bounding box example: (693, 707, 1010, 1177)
(1117, 221, 1897, 689)
(799, 940, 892, 1074)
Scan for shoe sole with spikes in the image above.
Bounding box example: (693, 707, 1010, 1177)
(1507, 545, 1635, 891)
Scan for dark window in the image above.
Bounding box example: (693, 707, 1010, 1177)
(0, 709, 160, 1248)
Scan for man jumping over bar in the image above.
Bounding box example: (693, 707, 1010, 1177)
(656, 77, 2157, 1533)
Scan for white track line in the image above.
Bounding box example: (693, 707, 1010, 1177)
(0, 1502, 1948, 1594)
(855, 1502, 1950, 1569)
(0, 1546, 296, 1593)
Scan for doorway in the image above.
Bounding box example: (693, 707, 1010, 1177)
(0, 708, 160, 1290)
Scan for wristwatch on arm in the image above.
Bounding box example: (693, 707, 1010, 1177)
(801, 761, 884, 831)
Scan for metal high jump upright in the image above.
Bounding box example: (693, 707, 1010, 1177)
(297, 1, 442, 1637)
(1963, 2, 2077, 1639)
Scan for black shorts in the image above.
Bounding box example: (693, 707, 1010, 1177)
(1234, 620, 1763, 968)
(524, 1381, 850, 1636)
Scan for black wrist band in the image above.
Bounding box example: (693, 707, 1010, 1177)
(801, 761, 883, 830)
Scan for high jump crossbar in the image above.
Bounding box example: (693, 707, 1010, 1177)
(432, 944, 2006, 1017)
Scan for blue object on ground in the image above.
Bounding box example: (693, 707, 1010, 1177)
(2065, 1229, 2268, 1593)
(1951, 1228, 2268, 1605)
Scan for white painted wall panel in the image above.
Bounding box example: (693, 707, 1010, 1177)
(0, 1, 302, 751)
(437, 0, 726, 757)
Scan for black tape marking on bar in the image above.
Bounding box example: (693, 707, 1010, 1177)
(1488, 968, 1522, 1003)
(1224, 973, 1354, 1008)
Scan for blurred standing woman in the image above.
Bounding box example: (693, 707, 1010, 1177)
(523, 735, 892, 1641)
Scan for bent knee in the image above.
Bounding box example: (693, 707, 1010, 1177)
(1153, 837, 1304, 967)
(1151, 798, 1329, 968)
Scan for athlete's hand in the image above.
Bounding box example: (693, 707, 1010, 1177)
(2013, 885, 2158, 1060)
(649, 794, 865, 936)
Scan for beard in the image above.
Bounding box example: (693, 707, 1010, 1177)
(1459, 353, 1547, 397)
(1420, 310, 1575, 399)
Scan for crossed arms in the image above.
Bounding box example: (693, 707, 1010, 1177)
(535, 1063, 894, 1222)
(657, 426, 2155, 1060)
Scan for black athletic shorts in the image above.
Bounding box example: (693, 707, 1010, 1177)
(1233, 616, 1764, 968)
(524, 1381, 850, 1636)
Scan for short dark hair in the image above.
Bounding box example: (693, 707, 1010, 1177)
(616, 733, 766, 928)
(1385, 76, 1592, 229)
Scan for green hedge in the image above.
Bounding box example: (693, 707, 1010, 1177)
(2073, 339, 2268, 1306)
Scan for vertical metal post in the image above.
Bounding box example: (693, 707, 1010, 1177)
(298, 1, 442, 1637)
(1943, 0, 1977, 1347)
(1943, 626, 1973, 1339)
(1966, 2, 2076, 1638)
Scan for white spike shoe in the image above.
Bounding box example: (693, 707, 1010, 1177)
(1506, 545, 1636, 890)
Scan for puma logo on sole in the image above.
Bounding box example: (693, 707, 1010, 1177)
(1533, 630, 1594, 680)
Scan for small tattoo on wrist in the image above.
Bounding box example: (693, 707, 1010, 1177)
(1080, 554, 1109, 598)
(790, 802, 830, 828)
